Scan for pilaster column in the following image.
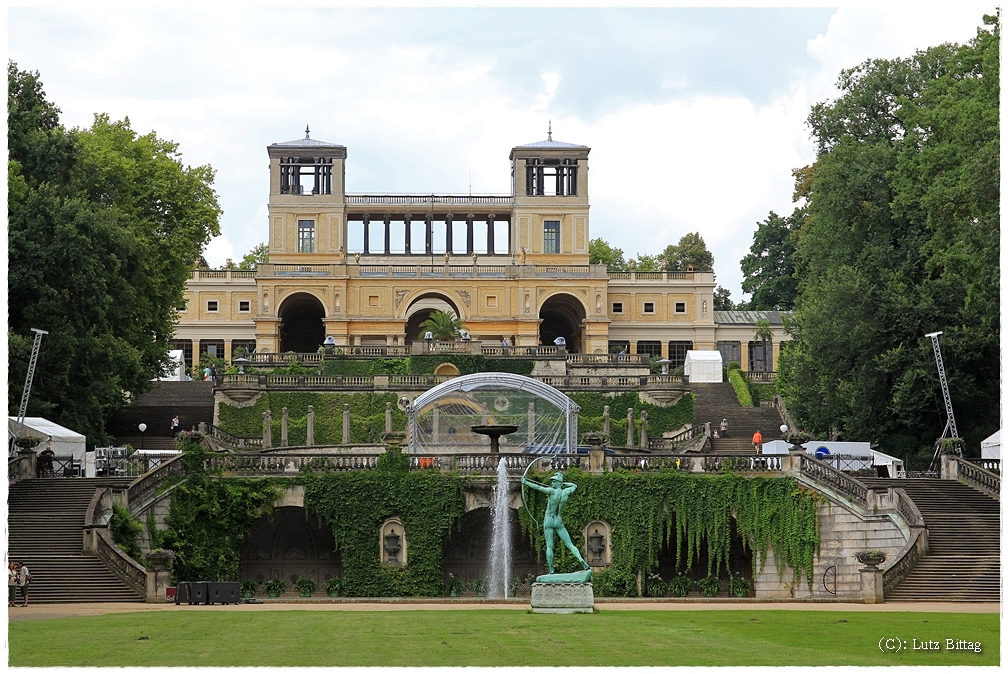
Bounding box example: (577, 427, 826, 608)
(342, 404, 351, 445)
(445, 214, 453, 254)
(466, 214, 474, 255)
(404, 215, 412, 254)
(384, 215, 391, 255)
(487, 216, 495, 254)
(363, 216, 370, 255)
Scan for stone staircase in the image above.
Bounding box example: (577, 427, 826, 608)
(690, 382, 784, 454)
(861, 478, 1000, 602)
(105, 381, 215, 441)
(8, 478, 145, 603)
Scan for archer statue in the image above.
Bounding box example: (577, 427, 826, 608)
(521, 471, 590, 575)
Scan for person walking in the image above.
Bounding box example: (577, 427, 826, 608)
(752, 429, 763, 454)
(171, 415, 181, 438)
(17, 561, 31, 607)
(210, 364, 218, 383)
(8, 562, 17, 607)
(720, 418, 729, 438)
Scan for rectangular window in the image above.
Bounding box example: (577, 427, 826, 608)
(238, 300, 250, 312)
(636, 341, 662, 358)
(643, 302, 655, 314)
(207, 300, 219, 312)
(749, 341, 772, 373)
(199, 339, 225, 360)
(668, 341, 693, 369)
(675, 302, 686, 313)
(169, 339, 194, 369)
(717, 340, 742, 365)
(611, 302, 623, 314)
(608, 340, 630, 354)
(298, 219, 315, 253)
(544, 220, 560, 254)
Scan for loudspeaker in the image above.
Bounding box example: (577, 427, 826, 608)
(190, 582, 208, 604)
(175, 581, 191, 605)
(220, 582, 240, 604)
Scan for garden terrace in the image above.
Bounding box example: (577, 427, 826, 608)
(217, 373, 681, 393)
(236, 348, 647, 364)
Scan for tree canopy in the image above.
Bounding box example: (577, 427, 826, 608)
(418, 311, 465, 340)
(588, 238, 627, 271)
(740, 209, 801, 310)
(777, 17, 999, 457)
(8, 62, 221, 446)
(238, 242, 269, 270)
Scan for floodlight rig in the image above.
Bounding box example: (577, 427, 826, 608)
(11, 328, 48, 454)
(925, 330, 961, 460)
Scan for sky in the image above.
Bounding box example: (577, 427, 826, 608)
(7, 2, 996, 303)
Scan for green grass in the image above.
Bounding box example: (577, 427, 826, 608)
(8, 609, 999, 666)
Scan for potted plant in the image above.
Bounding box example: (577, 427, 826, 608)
(240, 580, 257, 599)
(264, 578, 286, 598)
(729, 575, 753, 598)
(470, 577, 488, 597)
(645, 573, 667, 598)
(856, 550, 887, 568)
(445, 573, 464, 598)
(669, 574, 693, 598)
(697, 575, 721, 598)
(324, 577, 343, 598)
(295, 577, 316, 598)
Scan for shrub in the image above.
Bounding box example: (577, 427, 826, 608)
(295, 577, 316, 596)
(729, 575, 753, 598)
(726, 361, 742, 371)
(697, 575, 722, 597)
(325, 577, 343, 597)
(728, 369, 753, 406)
(240, 580, 256, 598)
(644, 573, 667, 597)
(110, 503, 143, 560)
(264, 578, 286, 596)
(669, 574, 693, 597)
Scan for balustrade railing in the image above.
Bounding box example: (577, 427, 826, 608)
(388, 374, 453, 388)
(645, 374, 685, 387)
(127, 453, 187, 514)
(8, 453, 33, 484)
(956, 458, 1000, 500)
(979, 458, 1000, 474)
(747, 371, 777, 383)
(647, 423, 709, 451)
(207, 424, 262, 448)
(273, 264, 332, 276)
(566, 352, 649, 366)
(534, 265, 591, 276)
(883, 528, 926, 598)
(95, 527, 147, 598)
(798, 454, 868, 508)
(344, 193, 513, 206)
(206, 453, 380, 474)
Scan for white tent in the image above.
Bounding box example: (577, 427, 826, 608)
(684, 350, 723, 383)
(8, 416, 87, 462)
(155, 350, 186, 382)
(981, 430, 1000, 459)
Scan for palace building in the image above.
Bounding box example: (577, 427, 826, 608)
(172, 129, 788, 371)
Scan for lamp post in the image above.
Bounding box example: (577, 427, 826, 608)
(780, 424, 788, 439)
(138, 423, 147, 451)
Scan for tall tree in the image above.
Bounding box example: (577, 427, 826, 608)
(239, 242, 269, 270)
(713, 286, 735, 311)
(777, 17, 999, 457)
(740, 209, 801, 310)
(589, 237, 627, 271)
(658, 232, 714, 271)
(8, 62, 221, 445)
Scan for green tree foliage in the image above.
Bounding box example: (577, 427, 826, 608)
(7, 63, 221, 445)
(239, 242, 269, 270)
(588, 238, 627, 271)
(741, 209, 801, 310)
(657, 232, 715, 271)
(713, 286, 735, 311)
(778, 18, 999, 457)
(417, 311, 465, 340)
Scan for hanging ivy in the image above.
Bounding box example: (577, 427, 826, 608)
(302, 456, 464, 597)
(159, 438, 283, 583)
(519, 468, 821, 595)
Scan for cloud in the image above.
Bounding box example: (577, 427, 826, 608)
(203, 235, 236, 268)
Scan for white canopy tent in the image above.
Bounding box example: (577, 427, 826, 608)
(8, 416, 87, 462)
(981, 430, 1000, 459)
(155, 350, 186, 381)
(684, 350, 723, 383)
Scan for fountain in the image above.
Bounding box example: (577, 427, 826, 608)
(488, 457, 512, 599)
(470, 424, 519, 453)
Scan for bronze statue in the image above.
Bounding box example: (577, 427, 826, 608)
(521, 471, 590, 574)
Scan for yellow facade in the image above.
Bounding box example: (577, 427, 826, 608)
(174, 130, 789, 370)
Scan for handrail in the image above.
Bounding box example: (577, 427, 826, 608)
(95, 527, 147, 599)
(207, 424, 263, 448)
(883, 528, 926, 597)
(8, 453, 32, 484)
(772, 395, 798, 435)
(127, 453, 187, 515)
(955, 458, 1000, 500)
(892, 487, 925, 527)
(798, 454, 868, 508)
(647, 423, 708, 451)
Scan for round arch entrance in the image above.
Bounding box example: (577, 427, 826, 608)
(404, 293, 461, 344)
(539, 293, 586, 352)
(278, 293, 326, 353)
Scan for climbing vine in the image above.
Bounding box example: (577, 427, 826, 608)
(519, 468, 821, 596)
(160, 438, 283, 583)
(303, 455, 465, 597)
(572, 391, 694, 440)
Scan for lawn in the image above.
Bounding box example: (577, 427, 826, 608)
(8, 608, 999, 666)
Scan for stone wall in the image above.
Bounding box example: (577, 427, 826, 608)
(754, 497, 907, 600)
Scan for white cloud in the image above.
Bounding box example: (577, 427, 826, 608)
(203, 235, 236, 268)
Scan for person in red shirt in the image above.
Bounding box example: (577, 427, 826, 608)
(752, 430, 763, 453)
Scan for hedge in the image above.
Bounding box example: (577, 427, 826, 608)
(728, 369, 753, 407)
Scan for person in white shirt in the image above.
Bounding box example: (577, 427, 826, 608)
(8, 562, 17, 607)
(17, 562, 31, 607)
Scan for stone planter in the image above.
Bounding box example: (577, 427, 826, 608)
(856, 552, 887, 568)
(299, 590, 313, 598)
(267, 590, 281, 598)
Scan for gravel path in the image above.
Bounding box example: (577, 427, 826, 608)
(8, 600, 999, 622)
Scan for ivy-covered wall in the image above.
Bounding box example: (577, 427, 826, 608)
(519, 468, 821, 596)
(303, 452, 465, 596)
(218, 390, 693, 445)
(218, 392, 407, 445)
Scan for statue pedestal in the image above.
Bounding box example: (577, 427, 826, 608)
(531, 582, 594, 614)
